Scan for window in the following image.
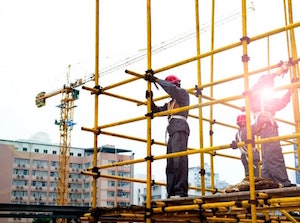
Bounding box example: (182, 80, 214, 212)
(34, 149, 39, 153)
(108, 181, 115, 187)
(117, 191, 130, 198)
(107, 201, 114, 207)
(118, 171, 130, 177)
(52, 151, 57, 155)
(78, 153, 82, 157)
(107, 191, 115, 197)
(51, 161, 58, 167)
(118, 181, 130, 188)
(43, 150, 48, 154)
(108, 170, 115, 176)
(70, 152, 74, 156)
(23, 148, 27, 152)
(117, 202, 130, 206)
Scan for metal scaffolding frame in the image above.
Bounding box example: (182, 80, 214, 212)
(81, 0, 300, 222)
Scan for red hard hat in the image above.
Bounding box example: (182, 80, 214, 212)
(236, 114, 246, 126)
(165, 75, 181, 84)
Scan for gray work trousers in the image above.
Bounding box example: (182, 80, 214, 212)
(241, 149, 260, 177)
(166, 131, 188, 197)
(259, 124, 291, 186)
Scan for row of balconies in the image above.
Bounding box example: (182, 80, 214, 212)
(34, 175, 46, 180)
(70, 168, 81, 172)
(15, 163, 28, 168)
(14, 175, 28, 179)
(12, 186, 92, 194)
(11, 196, 46, 202)
(13, 174, 86, 183)
(14, 185, 27, 190)
(33, 165, 46, 169)
(14, 165, 83, 173)
(12, 196, 91, 202)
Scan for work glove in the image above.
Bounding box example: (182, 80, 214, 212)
(276, 61, 289, 77)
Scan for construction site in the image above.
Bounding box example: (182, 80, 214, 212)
(2, 0, 300, 222)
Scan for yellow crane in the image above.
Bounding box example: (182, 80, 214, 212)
(35, 65, 94, 209)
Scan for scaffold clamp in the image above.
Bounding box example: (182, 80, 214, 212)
(144, 155, 154, 162)
(240, 36, 250, 44)
(96, 128, 101, 135)
(195, 85, 203, 97)
(145, 111, 154, 119)
(199, 168, 206, 176)
(292, 77, 299, 84)
(151, 180, 155, 186)
(92, 167, 100, 179)
(93, 85, 102, 95)
(241, 54, 250, 62)
(288, 57, 297, 66)
(145, 90, 153, 99)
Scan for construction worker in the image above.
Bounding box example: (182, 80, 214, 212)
(249, 63, 294, 187)
(146, 74, 190, 198)
(234, 114, 260, 177)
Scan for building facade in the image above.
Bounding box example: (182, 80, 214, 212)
(0, 137, 134, 223)
(188, 165, 229, 195)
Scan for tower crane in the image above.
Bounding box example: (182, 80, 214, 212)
(35, 65, 94, 208)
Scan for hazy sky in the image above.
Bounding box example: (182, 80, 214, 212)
(0, 0, 299, 184)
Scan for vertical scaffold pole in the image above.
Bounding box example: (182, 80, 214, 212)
(146, 1, 152, 223)
(194, 0, 206, 196)
(209, 0, 216, 193)
(92, 0, 100, 209)
(286, 0, 300, 182)
(240, 0, 257, 221)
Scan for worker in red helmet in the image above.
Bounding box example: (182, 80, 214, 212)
(249, 63, 294, 187)
(148, 74, 190, 198)
(234, 114, 260, 178)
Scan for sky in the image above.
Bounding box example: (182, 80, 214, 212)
(0, 0, 299, 185)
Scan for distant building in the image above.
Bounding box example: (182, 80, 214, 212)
(188, 165, 229, 196)
(133, 174, 167, 205)
(0, 135, 134, 223)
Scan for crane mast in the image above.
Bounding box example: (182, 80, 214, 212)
(35, 66, 92, 214)
(56, 86, 76, 207)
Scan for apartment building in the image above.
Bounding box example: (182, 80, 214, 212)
(0, 134, 134, 222)
(188, 165, 229, 195)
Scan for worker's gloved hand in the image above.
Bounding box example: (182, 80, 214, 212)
(144, 73, 157, 83)
(276, 62, 289, 77)
(230, 141, 238, 150)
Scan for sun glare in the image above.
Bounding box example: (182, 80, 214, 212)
(260, 87, 274, 101)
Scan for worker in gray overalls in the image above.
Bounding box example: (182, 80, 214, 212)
(150, 75, 190, 198)
(249, 64, 294, 187)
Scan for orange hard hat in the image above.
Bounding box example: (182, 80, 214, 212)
(165, 75, 181, 84)
(236, 114, 246, 126)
